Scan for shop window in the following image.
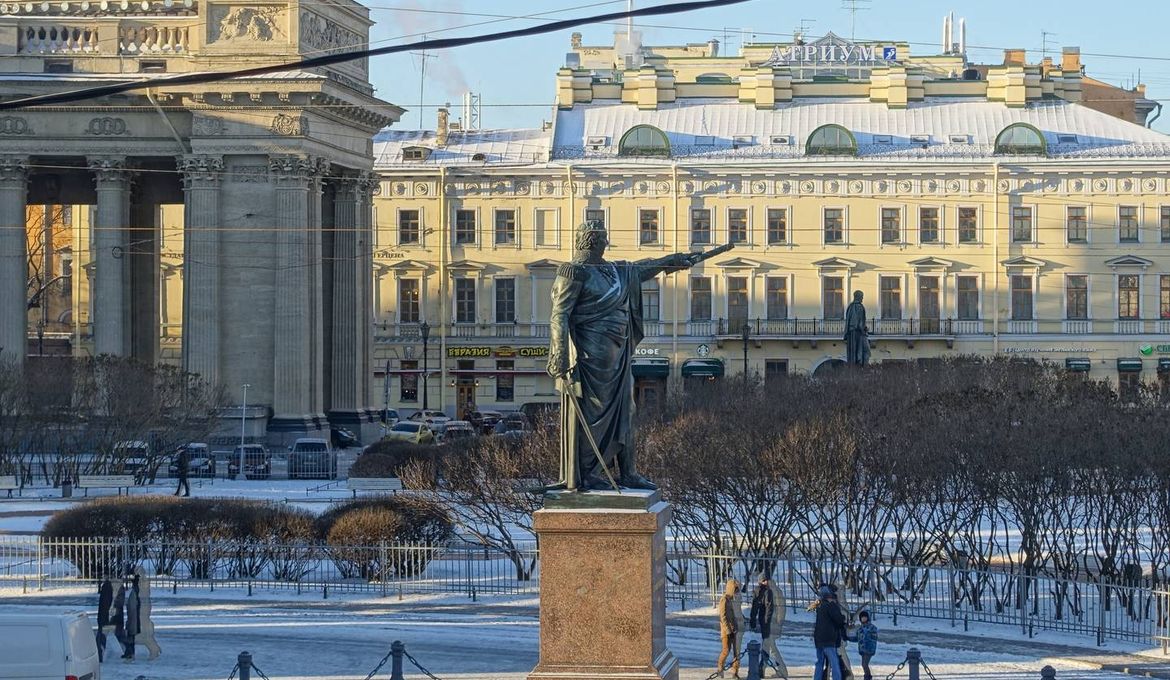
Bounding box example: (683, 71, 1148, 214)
(400, 360, 418, 402)
(496, 360, 514, 401)
(1119, 370, 1142, 403)
(765, 360, 788, 387)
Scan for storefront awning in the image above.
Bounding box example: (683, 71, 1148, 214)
(681, 358, 725, 378)
(1117, 358, 1144, 373)
(632, 358, 670, 378)
(1064, 358, 1092, 373)
(1158, 358, 1170, 374)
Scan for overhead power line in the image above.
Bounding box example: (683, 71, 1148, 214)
(0, 0, 751, 111)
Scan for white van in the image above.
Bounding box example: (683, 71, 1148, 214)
(0, 612, 100, 680)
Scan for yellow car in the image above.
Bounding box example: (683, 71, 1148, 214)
(384, 421, 436, 445)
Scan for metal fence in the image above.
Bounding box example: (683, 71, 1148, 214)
(2, 536, 1168, 647)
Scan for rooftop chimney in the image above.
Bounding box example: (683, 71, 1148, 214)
(1004, 48, 1026, 66)
(436, 106, 449, 147)
(707, 37, 720, 57)
(1061, 46, 1081, 73)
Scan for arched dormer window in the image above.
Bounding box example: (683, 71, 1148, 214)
(402, 146, 432, 162)
(994, 123, 1047, 155)
(806, 124, 857, 156)
(618, 125, 671, 158)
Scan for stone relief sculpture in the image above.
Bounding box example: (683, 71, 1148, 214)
(212, 6, 285, 43)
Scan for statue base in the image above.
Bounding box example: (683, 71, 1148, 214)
(527, 490, 678, 680)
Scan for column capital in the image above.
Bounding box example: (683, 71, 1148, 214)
(0, 156, 29, 185)
(269, 155, 328, 186)
(87, 156, 131, 185)
(358, 171, 380, 199)
(177, 154, 225, 187)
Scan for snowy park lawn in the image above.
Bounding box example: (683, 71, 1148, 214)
(0, 587, 1164, 680)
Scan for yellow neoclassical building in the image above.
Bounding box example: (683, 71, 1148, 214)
(370, 31, 1170, 415)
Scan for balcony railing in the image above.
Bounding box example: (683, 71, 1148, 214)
(374, 321, 550, 340)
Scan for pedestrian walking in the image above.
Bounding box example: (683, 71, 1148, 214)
(850, 611, 878, 680)
(114, 572, 141, 661)
(174, 446, 190, 497)
(96, 578, 113, 662)
(812, 585, 846, 680)
(749, 573, 788, 678)
(716, 578, 743, 678)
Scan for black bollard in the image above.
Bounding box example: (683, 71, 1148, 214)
(1041, 665, 1056, 679)
(238, 651, 252, 680)
(390, 640, 405, 680)
(746, 639, 761, 680)
(906, 648, 921, 680)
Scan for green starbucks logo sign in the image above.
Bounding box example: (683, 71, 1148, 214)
(1140, 344, 1154, 356)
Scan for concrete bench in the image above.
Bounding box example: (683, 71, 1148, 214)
(0, 475, 19, 498)
(77, 475, 136, 496)
(346, 477, 403, 497)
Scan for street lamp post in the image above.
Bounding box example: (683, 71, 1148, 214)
(420, 321, 431, 410)
(236, 383, 250, 481)
(741, 322, 751, 384)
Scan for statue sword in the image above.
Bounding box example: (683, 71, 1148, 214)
(559, 376, 621, 493)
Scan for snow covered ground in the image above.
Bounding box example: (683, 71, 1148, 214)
(1, 588, 1164, 680)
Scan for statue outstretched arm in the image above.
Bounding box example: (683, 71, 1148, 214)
(547, 264, 584, 378)
(636, 243, 736, 281)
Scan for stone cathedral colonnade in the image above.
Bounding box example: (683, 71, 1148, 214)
(0, 0, 402, 443)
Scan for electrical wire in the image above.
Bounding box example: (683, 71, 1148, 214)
(0, 0, 752, 111)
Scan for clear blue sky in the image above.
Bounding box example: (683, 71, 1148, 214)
(365, 1, 1170, 133)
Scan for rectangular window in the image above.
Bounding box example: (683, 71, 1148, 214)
(690, 208, 712, 245)
(1066, 276, 1088, 320)
(398, 209, 421, 245)
(1162, 206, 1170, 243)
(919, 207, 940, 244)
(824, 208, 844, 244)
(1162, 275, 1170, 320)
(585, 208, 605, 230)
(766, 208, 787, 245)
(454, 279, 476, 323)
(1119, 274, 1140, 320)
(958, 207, 978, 243)
(1066, 206, 1087, 243)
(1119, 205, 1139, 242)
(880, 207, 901, 244)
(534, 208, 557, 247)
(880, 277, 902, 320)
(642, 279, 660, 321)
(400, 360, 418, 402)
(1011, 275, 1033, 320)
(1012, 206, 1033, 242)
(690, 277, 712, 321)
(765, 360, 788, 386)
(494, 278, 515, 323)
(639, 209, 660, 245)
(919, 277, 940, 333)
(727, 276, 749, 328)
(728, 208, 749, 244)
(822, 276, 844, 319)
(454, 209, 476, 245)
(766, 277, 788, 320)
(957, 276, 979, 320)
(496, 360, 514, 402)
(1119, 371, 1142, 404)
(494, 209, 517, 245)
(399, 279, 420, 323)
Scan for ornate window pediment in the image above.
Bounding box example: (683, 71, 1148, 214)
(1104, 255, 1153, 271)
(1001, 255, 1047, 270)
(812, 256, 858, 270)
(908, 256, 954, 271)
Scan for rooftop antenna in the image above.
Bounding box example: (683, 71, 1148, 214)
(1041, 30, 1057, 62)
(627, 0, 633, 39)
(842, 0, 870, 42)
(462, 92, 481, 132)
(410, 33, 437, 129)
(793, 18, 816, 44)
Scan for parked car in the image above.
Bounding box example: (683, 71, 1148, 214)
(493, 414, 531, 438)
(289, 438, 335, 479)
(384, 421, 435, 445)
(473, 410, 505, 434)
(0, 612, 100, 680)
(520, 401, 559, 424)
(112, 440, 155, 482)
(380, 408, 401, 427)
(408, 409, 450, 425)
(168, 442, 215, 478)
(435, 420, 476, 444)
(227, 445, 271, 480)
(331, 426, 361, 450)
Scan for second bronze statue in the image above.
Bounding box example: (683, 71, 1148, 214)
(545, 220, 734, 492)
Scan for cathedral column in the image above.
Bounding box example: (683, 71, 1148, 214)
(178, 155, 224, 384)
(0, 156, 28, 367)
(88, 156, 131, 357)
(329, 172, 375, 422)
(270, 155, 315, 423)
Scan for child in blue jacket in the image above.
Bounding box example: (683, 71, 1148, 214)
(853, 610, 878, 680)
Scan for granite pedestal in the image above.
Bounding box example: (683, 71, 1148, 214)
(527, 489, 678, 680)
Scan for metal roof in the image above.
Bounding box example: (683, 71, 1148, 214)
(372, 128, 552, 168)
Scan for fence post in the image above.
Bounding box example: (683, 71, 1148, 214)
(390, 640, 405, 680)
(238, 651, 252, 680)
(380, 541, 388, 598)
(745, 639, 761, 680)
(906, 647, 921, 680)
(947, 563, 956, 627)
(1040, 665, 1056, 679)
(1097, 579, 1107, 647)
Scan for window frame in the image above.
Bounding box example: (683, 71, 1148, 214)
(690, 276, 713, 322)
(453, 278, 477, 324)
(397, 208, 422, 246)
(956, 205, 980, 244)
(879, 205, 903, 245)
(1161, 205, 1170, 244)
(1065, 205, 1089, 244)
(493, 276, 516, 324)
(453, 208, 479, 246)
(1118, 205, 1141, 244)
(765, 206, 789, 246)
(1011, 205, 1035, 244)
(918, 205, 942, 245)
(726, 274, 750, 327)
(822, 206, 847, 245)
(398, 278, 421, 324)
(638, 207, 662, 246)
(617, 124, 671, 158)
(690, 207, 713, 246)
(765, 275, 789, 320)
(495, 360, 515, 402)
(879, 275, 903, 321)
(493, 208, 519, 248)
(917, 275, 942, 326)
(399, 360, 419, 402)
(1118, 273, 1141, 320)
(1010, 274, 1035, 321)
(533, 206, 560, 248)
(1064, 274, 1090, 321)
(583, 207, 608, 232)
(805, 124, 859, 156)
(822, 275, 845, 320)
(727, 207, 751, 245)
(956, 275, 981, 321)
(641, 277, 661, 322)
(1160, 274, 1170, 320)
(994, 123, 1047, 156)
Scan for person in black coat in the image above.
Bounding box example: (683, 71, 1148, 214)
(96, 578, 113, 661)
(174, 447, 190, 497)
(812, 585, 846, 680)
